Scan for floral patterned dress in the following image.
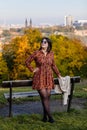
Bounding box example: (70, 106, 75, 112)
(25, 50, 60, 90)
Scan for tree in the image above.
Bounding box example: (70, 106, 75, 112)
(2, 28, 42, 80)
(12, 28, 42, 79)
(2, 30, 87, 80)
(0, 53, 8, 83)
(50, 35, 87, 77)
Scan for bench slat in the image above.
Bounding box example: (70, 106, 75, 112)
(4, 90, 61, 99)
(2, 76, 80, 88)
(4, 91, 39, 99)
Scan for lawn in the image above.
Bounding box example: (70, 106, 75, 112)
(0, 109, 87, 130)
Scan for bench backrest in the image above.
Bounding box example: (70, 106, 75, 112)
(2, 76, 80, 88)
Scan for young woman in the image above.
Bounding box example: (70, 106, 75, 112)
(25, 37, 61, 123)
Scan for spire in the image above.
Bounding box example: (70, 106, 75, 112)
(25, 18, 28, 28)
(29, 18, 32, 28)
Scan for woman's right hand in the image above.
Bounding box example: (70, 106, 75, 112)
(58, 74, 62, 79)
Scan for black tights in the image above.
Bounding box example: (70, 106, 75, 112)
(38, 88, 52, 119)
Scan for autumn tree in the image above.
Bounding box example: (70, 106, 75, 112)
(24, 28, 42, 53)
(2, 28, 42, 80)
(0, 52, 8, 83)
(2, 30, 87, 80)
(12, 28, 42, 79)
(50, 35, 87, 77)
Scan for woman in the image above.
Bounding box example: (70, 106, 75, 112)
(25, 37, 61, 123)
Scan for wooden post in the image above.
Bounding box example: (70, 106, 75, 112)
(9, 82, 13, 117)
(67, 78, 75, 112)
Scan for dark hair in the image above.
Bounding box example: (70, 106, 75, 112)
(39, 37, 52, 52)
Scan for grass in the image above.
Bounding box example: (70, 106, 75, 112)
(0, 109, 87, 130)
(73, 80, 87, 98)
(0, 79, 87, 130)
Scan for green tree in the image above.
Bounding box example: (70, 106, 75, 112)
(0, 53, 8, 83)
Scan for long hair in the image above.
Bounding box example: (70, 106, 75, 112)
(39, 37, 52, 52)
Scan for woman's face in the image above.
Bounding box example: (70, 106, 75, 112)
(41, 39, 48, 49)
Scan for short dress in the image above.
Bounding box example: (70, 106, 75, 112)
(25, 50, 60, 90)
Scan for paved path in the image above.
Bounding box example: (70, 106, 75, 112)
(0, 98, 86, 117)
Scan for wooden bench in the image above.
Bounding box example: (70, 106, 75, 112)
(2, 76, 80, 117)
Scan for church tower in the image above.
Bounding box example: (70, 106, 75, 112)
(25, 18, 28, 28)
(29, 18, 32, 28)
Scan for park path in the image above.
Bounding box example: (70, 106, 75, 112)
(0, 98, 86, 117)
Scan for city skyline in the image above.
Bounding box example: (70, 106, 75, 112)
(0, 0, 87, 25)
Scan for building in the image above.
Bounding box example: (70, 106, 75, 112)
(25, 18, 32, 28)
(25, 18, 28, 28)
(64, 15, 73, 26)
(29, 18, 32, 28)
(73, 20, 87, 27)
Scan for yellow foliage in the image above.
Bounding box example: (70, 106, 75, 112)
(51, 35, 87, 76)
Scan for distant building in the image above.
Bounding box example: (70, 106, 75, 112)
(25, 18, 32, 28)
(25, 18, 28, 28)
(29, 18, 32, 28)
(73, 20, 87, 27)
(64, 15, 73, 26)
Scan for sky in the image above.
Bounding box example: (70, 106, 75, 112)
(0, 0, 87, 25)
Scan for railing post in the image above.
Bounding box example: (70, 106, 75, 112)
(8, 82, 13, 117)
(67, 78, 75, 112)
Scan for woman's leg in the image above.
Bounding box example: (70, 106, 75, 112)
(46, 89, 55, 123)
(38, 88, 54, 122)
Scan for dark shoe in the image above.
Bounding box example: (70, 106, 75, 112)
(48, 117, 55, 123)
